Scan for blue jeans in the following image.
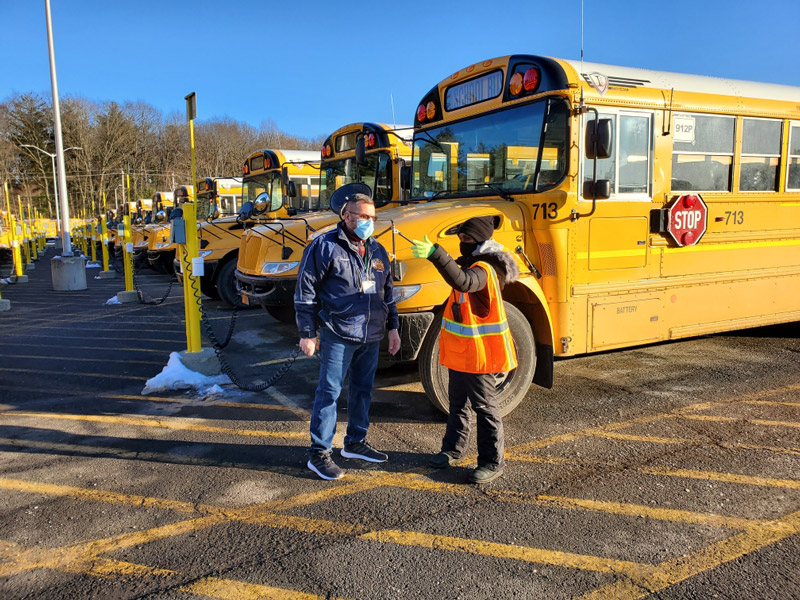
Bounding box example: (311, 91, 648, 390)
(309, 327, 380, 454)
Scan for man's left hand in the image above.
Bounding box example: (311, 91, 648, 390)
(388, 329, 401, 355)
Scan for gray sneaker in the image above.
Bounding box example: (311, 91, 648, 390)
(307, 451, 344, 480)
(341, 441, 388, 463)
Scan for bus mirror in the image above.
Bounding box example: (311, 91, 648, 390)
(355, 136, 367, 166)
(585, 118, 612, 159)
(583, 179, 611, 200)
(400, 165, 411, 191)
(238, 201, 254, 221)
(154, 210, 167, 223)
(169, 207, 183, 221)
(286, 180, 297, 198)
(281, 166, 289, 187)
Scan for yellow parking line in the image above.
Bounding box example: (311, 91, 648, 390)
(0, 367, 144, 381)
(360, 529, 647, 577)
(577, 508, 800, 600)
(0, 353, 164, 366)
(638, 466, 800, 489)
(0, 411, 306, 439)
(680, 414, 800, 429)
(591, 431, 688, 444)
(0, 478, 202, 514)
(182, 576, 350, 600)
(741, 399, 800, 408)
(106, 393, 297, 412)
(491, 491, 769, 531)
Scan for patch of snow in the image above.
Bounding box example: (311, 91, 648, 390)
(86, 262, 102, 268)
(142, 352, 230, 395)
(105, 296, 122, 305)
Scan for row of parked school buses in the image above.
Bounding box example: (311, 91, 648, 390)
(105, 54, 800, 416)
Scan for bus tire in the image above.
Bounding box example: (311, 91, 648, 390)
(418, 302, 535, 418)
(216, 258, 246, 308)
(266, 305, 296, 324)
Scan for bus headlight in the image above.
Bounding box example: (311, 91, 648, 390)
(392, 284, 421, 304)
(262, 261, 299, 275)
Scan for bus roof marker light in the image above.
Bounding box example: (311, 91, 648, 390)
(417, 104, 427, 122)
(509, 72, 523, 96)
(426, 101, 436, 121)
(523, 68, 540, 92)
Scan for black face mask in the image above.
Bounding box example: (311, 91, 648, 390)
(459, 241, 479, 257)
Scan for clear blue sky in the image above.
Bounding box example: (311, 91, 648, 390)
(3, 0, 799, 141)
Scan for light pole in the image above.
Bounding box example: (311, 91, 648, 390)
(19, 144, 82, 234)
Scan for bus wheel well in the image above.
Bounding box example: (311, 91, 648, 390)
(504, 281, 554, 389)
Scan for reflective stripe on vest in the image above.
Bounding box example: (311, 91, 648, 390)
(439, 260, 517, 374)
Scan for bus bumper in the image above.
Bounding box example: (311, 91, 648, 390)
(234, 270, 296, 307)
(382, 311, 436, 363)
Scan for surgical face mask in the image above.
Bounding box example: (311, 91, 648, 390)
(459, 241, 479, 257)
(354, 218, 374, 240)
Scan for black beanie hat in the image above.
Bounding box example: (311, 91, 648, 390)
(457, 216, 494, 243)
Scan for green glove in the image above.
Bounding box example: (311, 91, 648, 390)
(411, 235, 435, 258)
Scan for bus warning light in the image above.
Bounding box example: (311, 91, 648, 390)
(509, 72, 523, 96)
(426, 101, 436, 120)
(417, 104, 427, 122)
(523, 68, 540, 92)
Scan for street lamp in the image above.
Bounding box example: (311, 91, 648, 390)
(19, 144, 81, 233)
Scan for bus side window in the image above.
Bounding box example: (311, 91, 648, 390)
(618, 115, 650, 194)
(787, 123, 800, 191)
(672, 113, 734, 192)
(740, 118, 781, 192)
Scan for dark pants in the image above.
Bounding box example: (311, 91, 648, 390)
(441, 369, 505, 470)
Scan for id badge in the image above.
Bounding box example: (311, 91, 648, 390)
(362, 279, 376, 294)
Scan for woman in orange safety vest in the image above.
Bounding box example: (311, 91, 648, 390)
(412, 216, 519, 484)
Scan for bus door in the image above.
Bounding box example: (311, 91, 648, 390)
(580, 108, 659, 351)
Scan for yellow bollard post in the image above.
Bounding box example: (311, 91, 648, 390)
(123, 215, 134, 292)
(18, 197, 31, 267)
(27, 202, 38, 261)
(10, 215, 24, 279)
(182, 94, 202, 354)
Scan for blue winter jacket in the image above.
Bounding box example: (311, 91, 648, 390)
(294, 222, 399, 343)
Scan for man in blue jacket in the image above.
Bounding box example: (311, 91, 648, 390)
(295, 184, 400, 480)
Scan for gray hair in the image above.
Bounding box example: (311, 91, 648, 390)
(345, 193, 373, 209)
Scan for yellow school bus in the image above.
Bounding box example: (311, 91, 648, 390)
(368, 54, 800, 416)
(235, 124, 412, 321)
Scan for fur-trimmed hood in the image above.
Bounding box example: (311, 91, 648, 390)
(457, 239, 520, 286)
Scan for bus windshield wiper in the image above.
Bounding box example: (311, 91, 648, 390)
(480, 182, 514, 202)
(415, 130, 446, 153)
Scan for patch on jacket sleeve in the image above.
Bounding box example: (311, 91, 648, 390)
(371, 258, 385, 272)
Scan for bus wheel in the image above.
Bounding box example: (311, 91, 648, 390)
(418, 302, 536, 418)
(266, 305, 296, 324)
(216, 259, 247, 309)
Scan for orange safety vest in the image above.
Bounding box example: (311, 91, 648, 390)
(439, 261, 517, 374)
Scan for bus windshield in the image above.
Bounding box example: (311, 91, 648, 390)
(243, 172, 283, 206)
(319, 152, 392, 209)
(412, 97, 570, 199)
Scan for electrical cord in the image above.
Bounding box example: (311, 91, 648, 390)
(186, 258, 300, 391)
(130, 249, 175, 306)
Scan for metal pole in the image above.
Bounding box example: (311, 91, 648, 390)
(51, 153, 60, 232)
(45, 0, 72, 256)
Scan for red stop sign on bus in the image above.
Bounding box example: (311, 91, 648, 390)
(667, 194, 708, 246)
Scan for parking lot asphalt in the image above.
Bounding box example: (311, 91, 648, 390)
(0, 246, 798, 599)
